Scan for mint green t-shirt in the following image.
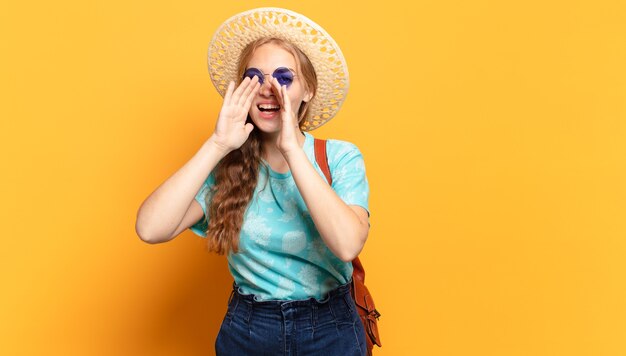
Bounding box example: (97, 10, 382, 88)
(189, 131, 370, 301)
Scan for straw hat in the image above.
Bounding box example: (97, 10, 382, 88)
(207, 7, 349, 131)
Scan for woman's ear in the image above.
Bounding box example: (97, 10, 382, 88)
(304, 90, 313, 103)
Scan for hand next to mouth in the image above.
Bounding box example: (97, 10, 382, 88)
(269, 76, 302, 156)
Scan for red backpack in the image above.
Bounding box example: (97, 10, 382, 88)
(314, 138, 382, 355)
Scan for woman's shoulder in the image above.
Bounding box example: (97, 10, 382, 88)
(308, 134, 364, 168)
(324, 137, 362, 158)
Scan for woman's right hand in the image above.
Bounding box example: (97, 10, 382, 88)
(210, 76, 261, 153)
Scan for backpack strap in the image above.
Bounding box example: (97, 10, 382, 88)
(314, 138, 332, 185)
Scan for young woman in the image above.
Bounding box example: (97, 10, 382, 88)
(136, 8, 371, 355)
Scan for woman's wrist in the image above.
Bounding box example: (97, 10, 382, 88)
(205, 135, 232, 158)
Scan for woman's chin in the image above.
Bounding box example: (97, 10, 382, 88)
(250, 117, 281, 133)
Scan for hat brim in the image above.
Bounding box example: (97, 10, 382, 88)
(207, 7, 349, 131)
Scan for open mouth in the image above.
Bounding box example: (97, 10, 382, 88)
(257, 104, 281, 112)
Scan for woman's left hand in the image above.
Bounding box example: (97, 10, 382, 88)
(269, 77, 301, 156)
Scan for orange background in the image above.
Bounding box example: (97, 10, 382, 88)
(2, 0, 626, 355)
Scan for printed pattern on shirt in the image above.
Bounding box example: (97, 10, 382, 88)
(189, 131, 369, 301)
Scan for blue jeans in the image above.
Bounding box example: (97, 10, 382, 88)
(215, 278, 367, 355)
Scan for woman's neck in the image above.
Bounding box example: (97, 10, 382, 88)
(260, 131, 306, 160)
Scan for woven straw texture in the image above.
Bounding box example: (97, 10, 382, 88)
(207, 7, 349, 131)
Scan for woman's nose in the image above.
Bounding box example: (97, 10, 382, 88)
(259, 77, 274, 96)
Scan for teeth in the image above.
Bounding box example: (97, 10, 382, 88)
(259, 104, 280, 109)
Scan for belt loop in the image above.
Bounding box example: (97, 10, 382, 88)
(245, 298, 253, 323)
(227, 288, 235, 305)
(328, 297, 337, 322)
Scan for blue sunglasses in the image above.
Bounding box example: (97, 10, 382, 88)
(242, 67, 297, 87)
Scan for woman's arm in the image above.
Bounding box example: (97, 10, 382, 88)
(135, 77, 261, 244)
(135, 138, 229, 244)
(284, 148, 370, 262)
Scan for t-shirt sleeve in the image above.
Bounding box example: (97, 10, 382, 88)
(328, 141, 371, 223)
(189, 171, 216, 238)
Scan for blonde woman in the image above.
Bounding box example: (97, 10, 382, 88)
(136, 8, 371, 355)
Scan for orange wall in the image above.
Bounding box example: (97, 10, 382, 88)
(2, 0, 625, 355)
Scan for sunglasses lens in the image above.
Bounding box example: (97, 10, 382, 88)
(273, 67, 294, 87)
(243, 68, 264, 84)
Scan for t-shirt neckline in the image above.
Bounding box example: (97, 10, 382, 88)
(261, 132, 312, 179)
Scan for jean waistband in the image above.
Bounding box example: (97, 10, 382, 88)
(229, 278, 353, 307)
